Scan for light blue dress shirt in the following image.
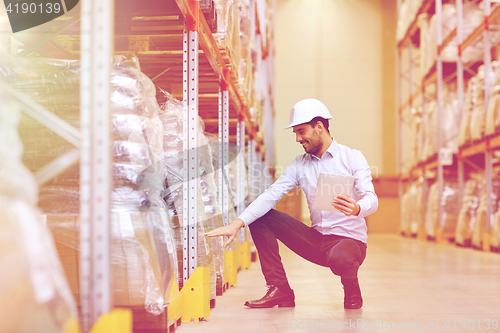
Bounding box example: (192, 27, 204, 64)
(238, 138, 378, 243)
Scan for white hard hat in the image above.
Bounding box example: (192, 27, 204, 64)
(284, 98, 332, 129)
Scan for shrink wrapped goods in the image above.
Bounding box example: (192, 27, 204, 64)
(0, 89, 77, 333)
(455, 175, 483, 247)
(471, 172, 500, 249)
(401, 186, 411, 235)
(425, 3, 484, 75)
(238, 0, 255, 103)
(458, 76, 477, 147)
(396, 0, 425, 43)
(470, 64, 498, 142)
(422, 85, 459, 161)
(491, 205, 500, 252)
(157, 90, 222, 299)
(0, 53, 180, 315)
(422, 98, 437, 160)
(214, 0, 241, 79)
(401, 180, 422, 236)
(486, 60, 500, 136)
(424, 181, 460, 240)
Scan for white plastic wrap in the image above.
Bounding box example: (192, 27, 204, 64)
(471, 174, 500, 249)
(485, 60, 500, 136)
(424, 180, 460, 239)
(0, 88, 77, 333)
(426, 3, 483, 75)
(214, 0, 241, 76)
(455, 174, 482, 247)
(458, 76, 477, 147)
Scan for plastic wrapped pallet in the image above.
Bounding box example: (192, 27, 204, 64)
(458, 76, 477, 147)
(485, 62, 500, 136)
(400, 186, 412, 235)
(214, 0, 241, 79)
(0, 88, 77, 333)
(491, 205, 500, 252)
(424, 180, 460, 240)
(410, 179, 423, 236)
(238, 0, 254, 102)
(2, 53, 179, 317)
(46, 190, 178, 316)
(157, 90, 217, 298)
(414, 108, 424, 164)
(422, 98, 437, 160)
(426, 3, 483, 74)
(0, 55, 81, 191)
(471, 173, 500, 249)
(418, 13, 429, 82)
(470, 64, 497, 142)
(396, 0, 425, 43)
(455, 174, 482, 247)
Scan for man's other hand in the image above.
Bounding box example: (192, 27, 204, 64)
(331, 193, 360, 216)
(204, 219, 245, 248)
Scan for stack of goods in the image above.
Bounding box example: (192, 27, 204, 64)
(157, 90, 220, 301)
(491, 202, 500, 253)
(0, 88, 77, 333)
(214, 0, 241, 80)
(238, 0, 255, 103)
(404, 106, 422, 170)
(472, 170, 500, 249)
(486, 59, 500, 136)
(422, 84, 460, 161)
(458, 75, 477, 147)
(0, 55, 81, 213)
(0, 54, 180, 319)
(470, 64, 498, 142)
(424, 3, 483, 76)
(396, 0, 425, 43)
(424, 180, 460, 240)
(401, 179, 422, 236)
(455, 173, 483, 247)
(410, 179, 424, 236)
(458, 62, 500, 146)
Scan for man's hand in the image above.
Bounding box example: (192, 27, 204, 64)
(204, 219, 245, 248)
(331, 193, 360, 216)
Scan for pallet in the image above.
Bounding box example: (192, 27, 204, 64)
(118, 306, 181, 333)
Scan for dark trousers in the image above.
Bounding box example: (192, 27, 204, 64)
(249, 209, 367, 287)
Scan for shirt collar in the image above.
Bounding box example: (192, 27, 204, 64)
(310, 137, 338, 160)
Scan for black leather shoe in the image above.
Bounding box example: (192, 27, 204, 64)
(244, 285, 295, 308)
(342, 279, 363, 309)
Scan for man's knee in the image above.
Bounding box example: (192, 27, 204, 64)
(326, 241, 362, 277)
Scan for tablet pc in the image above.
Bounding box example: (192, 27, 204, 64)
(311, 172, 355, 212)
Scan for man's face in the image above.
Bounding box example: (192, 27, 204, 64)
(293, 123, 322, 155)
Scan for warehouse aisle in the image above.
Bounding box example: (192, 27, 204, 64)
(177, 234, 500, 333)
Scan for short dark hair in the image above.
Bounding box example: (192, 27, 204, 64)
(309, 117, 330, 133)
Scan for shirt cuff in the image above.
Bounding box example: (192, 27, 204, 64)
(357, 201, 370, 218)
(237, 211, 254, 226)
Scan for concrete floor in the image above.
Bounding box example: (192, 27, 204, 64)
(176, 234, 500, 333)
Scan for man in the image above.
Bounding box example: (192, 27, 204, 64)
(205, 98, 378, 309)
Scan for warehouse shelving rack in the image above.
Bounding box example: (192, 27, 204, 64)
(397, 0, 500, 249)
(2, 0, 275, 331)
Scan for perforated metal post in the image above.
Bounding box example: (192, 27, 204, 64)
(436, 0, 445, 230)
(484, 0, 493, 233)
(79, 0, 114, 331)
(457, 0, 465, 209)
(397, 48, 404, 232)
(408, 42, 418, 234)
(219, 72, 230, 228)
(182, 6, 199, 283)
(237, 119, 245, 242)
